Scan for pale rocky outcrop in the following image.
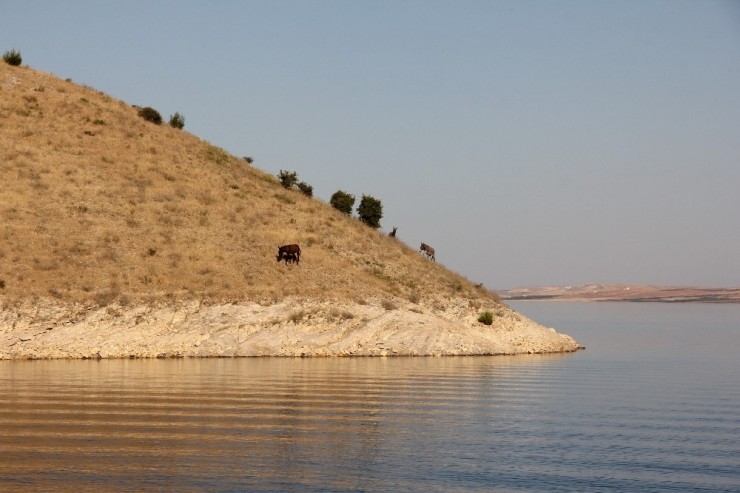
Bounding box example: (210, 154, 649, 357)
(0, 298, 582, 360)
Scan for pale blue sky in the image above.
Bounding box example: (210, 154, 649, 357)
(3, 0, 739, 288)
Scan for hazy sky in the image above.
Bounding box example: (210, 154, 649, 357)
(3, 1, 739, 288)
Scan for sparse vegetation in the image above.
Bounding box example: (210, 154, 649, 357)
(478, 311, 494, 325)
(168, 112, 185, 129)
(357, 194, 383, 229)
(330, 190, 355, 215)
(288, 310, 306, 323)
(297, 181, 313, 197)
(274, 192, 295, 205)
(381, 299, 399, 311)
(278, 170, 298, 189)
(203, 145, 230, 165)
(138, 106, 163, 125)
(3, 49, 22, 66)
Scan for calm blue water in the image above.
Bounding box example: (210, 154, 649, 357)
(1, 302, 739, 492)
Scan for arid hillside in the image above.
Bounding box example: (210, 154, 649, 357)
(0, 62, 494, 308)
(0, 61, 586, 359)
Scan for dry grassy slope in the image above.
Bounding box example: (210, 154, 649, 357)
(1, 63, 497, 309)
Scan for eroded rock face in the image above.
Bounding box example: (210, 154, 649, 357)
(0, 299, 582, 360)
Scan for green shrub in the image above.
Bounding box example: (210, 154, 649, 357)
(478, 311, 494, 325)
(3, 49, 22, 66)
(168, 112, 185, 129)
(357, 194, 383, 228)
(330, 190, 355, 215)
(138, 106, 162, 125)
(278, 170, 298, 189)
(297, 181, 313, 197)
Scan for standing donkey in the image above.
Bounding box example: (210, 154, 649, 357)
(419, 243, 435, 261)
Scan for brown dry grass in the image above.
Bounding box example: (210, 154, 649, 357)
(0, 63, 499, 308)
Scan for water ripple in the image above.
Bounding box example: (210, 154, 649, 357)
(1, 352, 739, 492)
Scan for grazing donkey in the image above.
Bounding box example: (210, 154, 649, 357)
(276, 244, 301, 264)
(419, 242, 435, 261)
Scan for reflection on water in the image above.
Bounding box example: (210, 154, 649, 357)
(2, 304, 740, 492)
(2, 356, 571, 492)
(0, 356, 571, 492)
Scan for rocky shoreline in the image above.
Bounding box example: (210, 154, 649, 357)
(1, 298, 582, 360)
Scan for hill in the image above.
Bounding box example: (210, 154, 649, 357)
(500, 284, 740, 303)
(0, 61, 581, 358)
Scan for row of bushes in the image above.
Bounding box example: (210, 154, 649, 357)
(138, 106, 185, 129)
(277, 170, 312, 197)
(277, 170, 383, 229)
(330, 190, 383, 229)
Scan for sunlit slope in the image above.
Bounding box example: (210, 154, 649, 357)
(0, 62, 495, 307)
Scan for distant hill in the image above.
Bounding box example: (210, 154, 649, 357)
(499, 284, 740, 303)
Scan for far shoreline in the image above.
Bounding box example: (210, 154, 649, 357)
(500, 284, 740, 304)
(505, 297, 740, 304)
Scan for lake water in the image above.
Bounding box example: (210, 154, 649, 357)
(1, 302, 739, 492)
